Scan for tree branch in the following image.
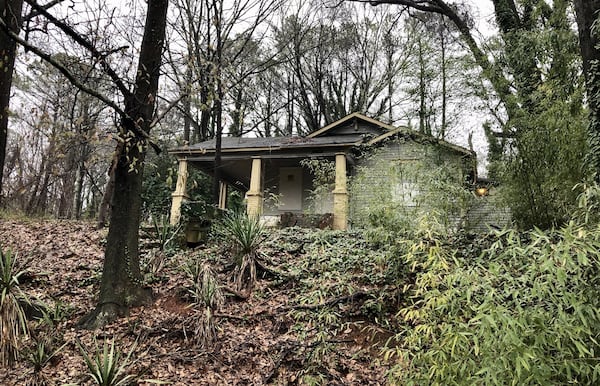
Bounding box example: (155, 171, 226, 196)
(0, 18, 161, 154)
(23, 0, 132, 98)
(152, 93, 189, 129)
(0, 18, 126, 116)
(23, 0, 64, 21)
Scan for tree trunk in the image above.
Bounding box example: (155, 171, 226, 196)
(183, 63, 192, 143)
(574, 0, 600, 179)
(417, 36, 426, 134)
(0, 0, 23, 204)
(439, 18, 447, 139)
(212, 0, 223, 205)
(96, 145, 119, 228)
(79, 0, 169, 329)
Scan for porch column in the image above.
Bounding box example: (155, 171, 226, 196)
(169, 158, 189, 225)
(333, 152, 348, 230)
(218, 181, 227, 210)
(246, 157, 263, 217)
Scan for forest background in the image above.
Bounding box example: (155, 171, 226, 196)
(1, 0, 520, 222)
(2, 1, 600, 384)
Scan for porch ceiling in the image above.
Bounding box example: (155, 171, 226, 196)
(189, 154, 338, 192)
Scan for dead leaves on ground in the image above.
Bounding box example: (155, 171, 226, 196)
(0, 219, 392, 385)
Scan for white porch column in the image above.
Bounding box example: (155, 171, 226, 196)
(169, 158, 189, 224)
(218, 181, 227, 210)
(333, 152, 348, 230)
(246, 157, 263, 217)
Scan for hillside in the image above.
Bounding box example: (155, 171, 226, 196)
(0, 219, 396, 385)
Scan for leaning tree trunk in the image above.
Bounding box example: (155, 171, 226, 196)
(574, 0, 600, 180)
(0, 0, 23, 204)
(79, 0, 169, 329)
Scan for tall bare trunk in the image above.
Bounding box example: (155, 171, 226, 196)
(574, 0, 600, 179)
(80, 0, 169, 329)
(0, 0, 24, 204)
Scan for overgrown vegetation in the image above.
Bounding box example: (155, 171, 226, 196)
(300, 158, 336, 214)
(383, 221, 600, 385)
(350, 143, 475, 234)
(6, 210, 600, 384)
(216, 212, 265, 292)
(0, 248, 30, 367)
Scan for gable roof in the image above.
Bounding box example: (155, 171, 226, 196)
(169, 112, 474, 160)
(306, 112, 397, 138)
(367, 127, 475, 157)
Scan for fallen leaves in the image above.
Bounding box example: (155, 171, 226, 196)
(0, 219, 393, 385)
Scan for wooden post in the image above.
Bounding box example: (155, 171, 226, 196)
(218, 181, 227, 210)
(333, 152, 348, 230)
(169, 158, 189, 224)
(246, 157, 263, 217)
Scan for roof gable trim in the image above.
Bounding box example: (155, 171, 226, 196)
(306, 112, 397, 138)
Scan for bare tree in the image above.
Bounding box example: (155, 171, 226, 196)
(0, 0, 24, 204)
(2, 0, 170, 327)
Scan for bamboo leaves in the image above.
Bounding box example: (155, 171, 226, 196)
(388, 222, 600, 384)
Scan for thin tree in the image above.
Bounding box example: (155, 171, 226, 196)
(0, 0, 24, 205)
(574, 0, 600, 179)
(2, 0, 169, 327)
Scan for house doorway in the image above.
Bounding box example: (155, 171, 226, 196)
(278, 167, 303, 211)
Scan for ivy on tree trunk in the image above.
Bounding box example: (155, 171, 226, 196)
(574, 0, 600, 179)
(79, 0, 169, 329)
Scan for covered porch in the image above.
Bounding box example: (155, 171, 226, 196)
(168, 137, 354, 230)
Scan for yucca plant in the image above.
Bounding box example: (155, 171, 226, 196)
(218, 212, 264, 257)
(217, 213, 264, 291)
(183, 260, 223, 348)
(0, 247, 30, 367)
(77, 338, 137, 386)
(26, 337, 67, 386)
(183, 261, 224, 309)
(152, 214, 182, 253)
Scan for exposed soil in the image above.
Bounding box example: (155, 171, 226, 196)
(0, 219, 395, 385)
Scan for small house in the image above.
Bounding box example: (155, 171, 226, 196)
(168, 112, 497, 231)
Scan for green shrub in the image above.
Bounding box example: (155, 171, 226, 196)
(216, 213, 265, 291)
(387, 222, 600, 385)
(78, 338, 137, 386)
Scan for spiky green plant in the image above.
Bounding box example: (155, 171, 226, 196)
(183, 261, 224, 309)
(217, 213, 264, 291)
(218, 212, 264, 257)
(183, 261, 223, 348)
(0, 248, 30, 367)
(26, 337, 67, 386)
(152, 214, 182, 252)
(77, 338, 137, 386)
(38, 300, 74, 328)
